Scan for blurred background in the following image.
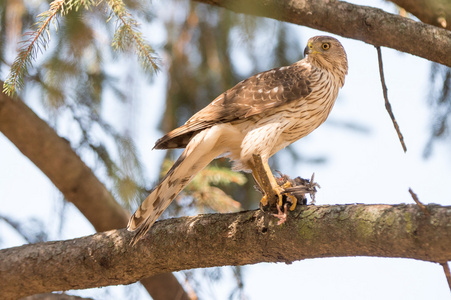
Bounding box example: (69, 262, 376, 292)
(0, 0, 450, 299)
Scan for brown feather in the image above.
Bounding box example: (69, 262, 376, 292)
(154, 63, 312, 149)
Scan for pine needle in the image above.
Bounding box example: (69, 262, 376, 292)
(108, 0, 159, 72)
(3, 0, 158, 96)
(3, 0, 66, 96)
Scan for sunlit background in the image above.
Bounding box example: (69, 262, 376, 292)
(1, 0, 450, 299)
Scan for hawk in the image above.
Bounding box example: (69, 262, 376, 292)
(128, 36, 348, 244)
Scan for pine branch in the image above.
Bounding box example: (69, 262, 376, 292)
(3, 0, 159, 96)
(2, 0, 66, 96)
(109, 0, 159, 72)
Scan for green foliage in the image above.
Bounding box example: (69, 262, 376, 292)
(3, 0, 66, 96)
(109, 0, 159, 73)
(3, 0, 158, 96)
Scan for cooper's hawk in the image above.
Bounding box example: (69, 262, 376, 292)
(128, 36, 348, 244)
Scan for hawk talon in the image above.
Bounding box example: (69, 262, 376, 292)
(280, 180, 298, 211)
(273, 203, 288, 225)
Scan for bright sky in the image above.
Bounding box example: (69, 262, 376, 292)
(1, 0, 450, 299)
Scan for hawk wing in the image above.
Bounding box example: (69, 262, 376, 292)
(155, 62, 312, 149)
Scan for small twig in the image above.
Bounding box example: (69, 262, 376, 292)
(408, 188, 430, 216)
(440, 262, 451, 292)
(376, 46, 407, 152)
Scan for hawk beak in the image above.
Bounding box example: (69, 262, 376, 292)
(304, 41, 313, 57)
(303, 45, 310, 57)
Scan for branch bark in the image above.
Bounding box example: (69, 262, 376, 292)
(1, 204, 450, 299)
(192, 0, 451, 68)
(0, 92, 189, 299)
(390, 0, 451, 30)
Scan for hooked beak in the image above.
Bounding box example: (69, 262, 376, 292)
(304, 41, 313, 57)
(303, 45, 310, 57)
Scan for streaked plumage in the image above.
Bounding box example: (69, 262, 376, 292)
(128, 36, 348, 244)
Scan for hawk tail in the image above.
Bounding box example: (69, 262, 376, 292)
(127, 127, 223, 245)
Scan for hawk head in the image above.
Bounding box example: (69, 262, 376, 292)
(304, 36, 348, 85)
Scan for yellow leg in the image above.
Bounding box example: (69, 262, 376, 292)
(251, 154, 299, 211)
(251, 154, 284, 207)
(261, 160, 284, 207)
(251, 170, 269, 206)
(280, 181, 298, 211)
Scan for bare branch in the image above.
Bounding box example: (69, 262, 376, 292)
(192, 0, 451, 67)
(376, 46, 407, 153)
(1, 204, 450, 298)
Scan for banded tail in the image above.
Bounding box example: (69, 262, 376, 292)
(127, 127, 224, 245)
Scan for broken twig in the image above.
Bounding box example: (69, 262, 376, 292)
(408, 188, 430, 216)
(440, 262, 451, 292)
(376, 46, 407, 152)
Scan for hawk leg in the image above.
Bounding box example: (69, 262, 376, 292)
(251, 154, 298, 211)
(251, 154, 283, 207)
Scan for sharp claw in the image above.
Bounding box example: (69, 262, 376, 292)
(272, 203, 288, 225)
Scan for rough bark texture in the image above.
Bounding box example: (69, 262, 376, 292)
(391, 0, 451, 30)
(0, 92, 189, 299)
(1, 204, 450, 299)
(192, 0, 451, 68)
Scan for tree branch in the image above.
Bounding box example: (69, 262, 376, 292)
(0, 91, 189, 299)
(192, 0, 451, 67)
(390, 0, 451, 30)
(1, 204, 450, 298)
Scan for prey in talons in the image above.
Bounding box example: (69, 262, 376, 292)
(252, 155, 319, 225)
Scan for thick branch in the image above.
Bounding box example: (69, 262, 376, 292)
(390, 0, 451, 30)
(0, 92, 189, 299)
(1, 204, 450, 298)
(192, 0, 451, 67)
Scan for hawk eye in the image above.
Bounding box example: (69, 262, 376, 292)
(322, 43, 330, 50)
